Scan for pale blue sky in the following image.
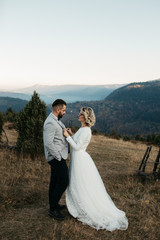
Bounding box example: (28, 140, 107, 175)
(0, 0, 160, 90)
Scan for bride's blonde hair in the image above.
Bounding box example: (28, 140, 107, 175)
(80, 107, 96, 127)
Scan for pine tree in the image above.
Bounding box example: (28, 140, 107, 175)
(5, 107, 18, 123)
(16, 91, 47, 159)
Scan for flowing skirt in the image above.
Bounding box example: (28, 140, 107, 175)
(66, 150, 128, 231)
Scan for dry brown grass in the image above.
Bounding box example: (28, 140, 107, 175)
(0, 126, 160, 240)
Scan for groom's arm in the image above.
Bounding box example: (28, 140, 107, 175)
(43, 121, 61, 161)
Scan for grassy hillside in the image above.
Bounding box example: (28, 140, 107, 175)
(0, 124, 159, 240)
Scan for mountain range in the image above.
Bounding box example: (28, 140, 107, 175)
(0, 84, 123, 104)
(0, 80, 160, 136)
(0, 97, 28, 113)
(62, 79, 160, 136)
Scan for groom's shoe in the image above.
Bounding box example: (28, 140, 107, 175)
(49, 209, 65, 220)
(57, 204, 67, 210)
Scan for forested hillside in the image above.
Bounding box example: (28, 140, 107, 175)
(1, 80, 160, 137)
(63, 80, 160, 136)
(0, 97, 28, 112)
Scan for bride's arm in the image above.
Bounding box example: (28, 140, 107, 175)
(64, 129, 90, 151)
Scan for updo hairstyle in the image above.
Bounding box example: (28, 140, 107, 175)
(80, 107, 96, 127)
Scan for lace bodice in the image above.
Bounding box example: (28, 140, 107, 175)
(66, 127, 91, 151)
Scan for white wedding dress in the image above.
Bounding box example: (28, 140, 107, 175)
(66, 127, 128, 231)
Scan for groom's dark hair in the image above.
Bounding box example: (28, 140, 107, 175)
(52, 99, 67, 110)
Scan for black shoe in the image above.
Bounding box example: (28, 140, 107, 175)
(57, 204, 67, 210)
(49, 209, 65, 220)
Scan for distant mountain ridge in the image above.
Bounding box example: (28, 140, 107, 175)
(0, 92, 31, 101)
(63, 80, 160, 136)
(0, 84, 124, 104)
(0, 96, 51, 114)
(0, 97, 28, 113)
(1, 80, 160, 136)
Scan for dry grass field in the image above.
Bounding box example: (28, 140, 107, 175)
(0, 124, 160, 240)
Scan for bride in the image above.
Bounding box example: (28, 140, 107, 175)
(63, 107, 128, 231)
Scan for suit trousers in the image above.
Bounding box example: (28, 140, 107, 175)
(48, 158, 69, 211)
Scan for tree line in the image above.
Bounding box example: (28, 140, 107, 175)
(101, 129, 160, 145)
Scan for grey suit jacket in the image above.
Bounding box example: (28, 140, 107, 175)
(43, 113, 68, 161)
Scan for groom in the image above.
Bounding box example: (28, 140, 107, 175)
(43, 99, 69, 220)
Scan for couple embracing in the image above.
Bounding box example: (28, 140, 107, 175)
(43, 99, 128, 231)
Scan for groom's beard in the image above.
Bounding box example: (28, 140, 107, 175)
(58, 112, 63, 120)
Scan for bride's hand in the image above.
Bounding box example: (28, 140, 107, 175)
(66, 128, 73, 136)
(63, 129, 70, 138)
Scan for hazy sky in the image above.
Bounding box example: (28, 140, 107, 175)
(0, 0, 160, 90)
